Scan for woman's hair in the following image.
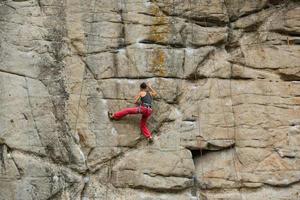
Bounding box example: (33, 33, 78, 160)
(140, 82, 147, 89)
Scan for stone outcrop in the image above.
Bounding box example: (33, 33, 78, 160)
(0, 0, 300, 199)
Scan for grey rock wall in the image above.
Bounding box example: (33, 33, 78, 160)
(0, 0, 300, 199)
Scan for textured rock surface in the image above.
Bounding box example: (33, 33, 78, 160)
(1, 0, 300, 199)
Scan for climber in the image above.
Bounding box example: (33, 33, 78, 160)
(108, 82, 157, 143)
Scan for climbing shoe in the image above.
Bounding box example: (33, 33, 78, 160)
(147, 137, 154, 144)
(108, 112, 114, 120)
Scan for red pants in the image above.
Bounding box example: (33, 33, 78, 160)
(113, 106, 152, 138)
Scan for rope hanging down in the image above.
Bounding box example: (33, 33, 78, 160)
(188, 0, 245, 199)
(73, 0, 97, 143)
(211, 55, 244, 200)
(188, 0, 205, 199)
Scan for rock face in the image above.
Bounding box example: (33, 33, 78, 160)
(0, 0, 300, 199)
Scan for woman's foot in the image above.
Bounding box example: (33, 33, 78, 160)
(108, 112, 114, 120)
(147, 136, 153, 144)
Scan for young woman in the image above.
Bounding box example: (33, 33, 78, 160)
(108, 82, 157, 143)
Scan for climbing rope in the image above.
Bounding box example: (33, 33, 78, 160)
(189, 1, 243, 199)
(208, 2, 291, 199)
(73, 0, 97, 144)
(105, 160, 112, 200)
(205, 15, 245, 200)
(170, 0, 178, 152)
(205, 49, 244, 199)
(69, 0, 97, 198)
(225, 2, 291, 199)
(186, 0, 206, 198)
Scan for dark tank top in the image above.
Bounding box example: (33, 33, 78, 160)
(141, 92, 152, 106)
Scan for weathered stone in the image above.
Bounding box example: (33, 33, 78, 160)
(0, 151, 84, 200)
(155, 0, 229, 24)
(112, 148, 194, 190)
(194, 149, 241, 189)
(201, 184, 300, 200)
(228, 0, 269, 17)
(0, 145, 20, 180)
(1, 0, 300, 199)
(232, 8, 275, 30)
(267, 4, 300, 35)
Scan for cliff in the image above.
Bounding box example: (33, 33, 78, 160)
(0, 0, 300, 199)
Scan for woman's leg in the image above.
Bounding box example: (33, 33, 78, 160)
(113, 107, 139, 120)
(140, 107, 152, 138)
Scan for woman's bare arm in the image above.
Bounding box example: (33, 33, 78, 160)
(134, 92, 141, 104)
(147, 82, 157, 97)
